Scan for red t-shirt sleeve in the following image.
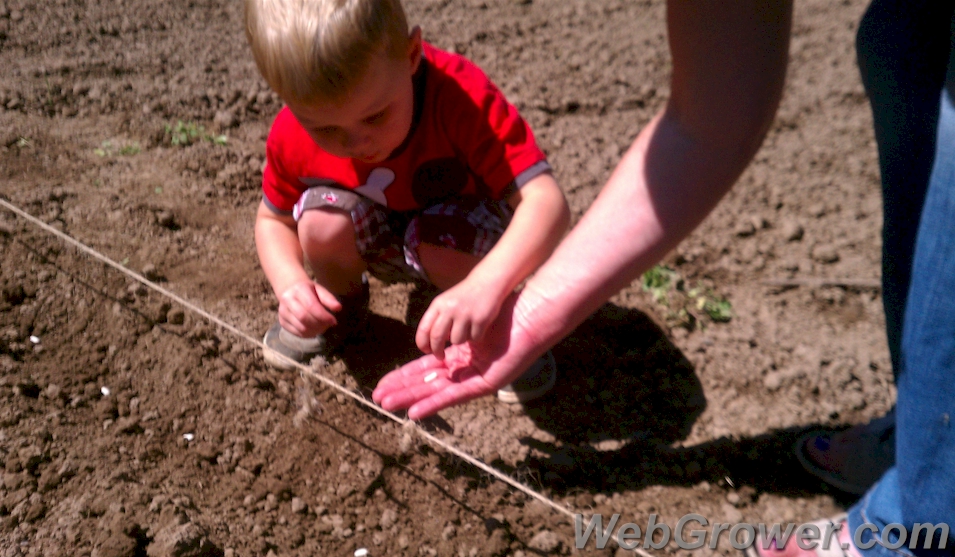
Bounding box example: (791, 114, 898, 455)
(261, 108, 308, 213)
(435, 55, 547, 200)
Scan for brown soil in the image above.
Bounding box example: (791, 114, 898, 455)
(0, 0, 894, 556)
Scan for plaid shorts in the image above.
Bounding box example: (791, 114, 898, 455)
(293, 186, 513, 284)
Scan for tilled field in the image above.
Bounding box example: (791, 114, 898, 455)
(0, 0, 894, 555)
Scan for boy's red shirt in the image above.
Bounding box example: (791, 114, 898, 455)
(261, 42, 549, 213)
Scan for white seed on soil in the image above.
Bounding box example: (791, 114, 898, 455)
(29, 335, 40, 344)
(355, 549, 369, 557)
(100, 386, 110, 396)
(183, 433, 195, 441)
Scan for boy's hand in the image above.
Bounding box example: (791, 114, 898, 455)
(415, 278, 504, 360)
(278, 279, 343, 338)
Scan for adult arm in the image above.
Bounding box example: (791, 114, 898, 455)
(374, 0, 793, 419)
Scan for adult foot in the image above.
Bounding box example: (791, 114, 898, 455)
(796, 409, 895, 495)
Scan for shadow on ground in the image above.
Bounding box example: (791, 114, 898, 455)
(329, 285, 858, 505)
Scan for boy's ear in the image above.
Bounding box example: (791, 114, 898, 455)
(407, 26, 423, 73)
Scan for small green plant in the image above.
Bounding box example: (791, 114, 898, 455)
(166, 121, 202, 146)
(94, 140, 140, 157)
(119, 143, 141, 156)
(165, 120, 227, 147)
(641, 264, 678, 305)
(640, 264, 732, 329)
(689, 287, 733, 322)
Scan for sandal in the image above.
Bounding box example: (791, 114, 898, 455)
(795, 409, 895, 495)
(742, 514, 860, 557)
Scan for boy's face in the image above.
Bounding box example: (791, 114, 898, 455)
(287, 28, 422, 164)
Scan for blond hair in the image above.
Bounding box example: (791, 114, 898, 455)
(245, 0, 410, 105)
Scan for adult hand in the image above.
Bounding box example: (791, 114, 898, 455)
(415, 277, 505, 360)
(277, 279, 343, 338)
(374, 291, 549, 419)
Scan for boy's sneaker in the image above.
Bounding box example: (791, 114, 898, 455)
(262, 281, 370, 371)
(262, 324, 329, 370)
(497, 350, 557, 403)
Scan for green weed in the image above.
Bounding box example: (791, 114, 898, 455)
(641, 264, 678, 305)
(640, 264, 732, 329)
(164, 120, 227, 147)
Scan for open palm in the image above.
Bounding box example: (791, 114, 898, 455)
(373, 292, 545, 419)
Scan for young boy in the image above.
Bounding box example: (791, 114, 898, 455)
(244, 0, 569, 402)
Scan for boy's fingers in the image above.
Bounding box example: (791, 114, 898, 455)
(313, 285, 343, 313)
(470, 321, 487, 343)
(279, 298, 310, 334)
(302, 303, 337, 330)
(450, 318, 472, 346)
(415, 309, 438, 354)
(278, 314, 305, 337)
(429, 316, 453, 360)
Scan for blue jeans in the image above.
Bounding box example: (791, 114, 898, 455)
(849, 2, 955, 555)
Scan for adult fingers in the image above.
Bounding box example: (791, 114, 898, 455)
(376, 367, 489, 417)
(373, 355, 446, 398)
(406, 375, 494, 420)
(376, 375, 451, 412)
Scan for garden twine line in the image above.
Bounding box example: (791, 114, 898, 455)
(1, 199, 654, 556)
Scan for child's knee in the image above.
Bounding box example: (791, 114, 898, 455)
(415, 242, 481, 290)
(297, 208, 359, 259)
